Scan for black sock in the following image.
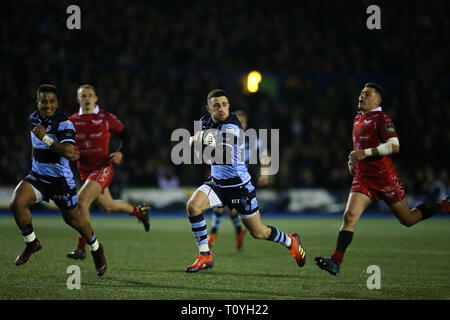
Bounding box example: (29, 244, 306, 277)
(418, 203, 442, 220)
(86, 232, 97, 245)
(21, 225, 34, 236)
(336, 230, 354, 254)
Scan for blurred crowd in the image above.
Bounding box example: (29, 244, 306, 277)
(1, 0, 449, 201)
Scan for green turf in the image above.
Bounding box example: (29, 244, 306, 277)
(0, 215, 449, 300)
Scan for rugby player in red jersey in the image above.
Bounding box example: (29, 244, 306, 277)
(315, 83, 449, 276)
(66, 84, 150, 260)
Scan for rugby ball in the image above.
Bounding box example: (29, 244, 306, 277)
(202, 130, 216, 147)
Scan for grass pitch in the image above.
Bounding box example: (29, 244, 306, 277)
(0, 213, 449, 300)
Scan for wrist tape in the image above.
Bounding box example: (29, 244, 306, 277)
(42, 135, 55, 147)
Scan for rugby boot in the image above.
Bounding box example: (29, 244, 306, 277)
(15, 238, 42, 266)
(91, 243, 107, 276)
(315, 256, 340, 276)
(185, 252, 214, 273)
(236, 228, 246, 250)
(137, 204, 151, 232)
(438, 196, 450, 214)
(67, 247, 86, 260)
(287, 233, 306, 267)
(208, 233, 217, 247)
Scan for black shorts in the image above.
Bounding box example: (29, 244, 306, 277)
(203, 179, 259, 218)
(24, 172, 78, 210)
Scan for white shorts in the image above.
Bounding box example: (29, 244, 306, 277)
(14, 181, 43, 203)
(198, 184, 223, 208)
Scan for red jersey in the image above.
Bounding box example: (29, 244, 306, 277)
(352, 107, 398, 177)
(70, 106, 124, 173)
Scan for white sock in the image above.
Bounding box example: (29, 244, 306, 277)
(23, 232, 36, 243)
(89, 239, 100, 252)
(198, 243, 210, 254)
(285, 237, 292, 248)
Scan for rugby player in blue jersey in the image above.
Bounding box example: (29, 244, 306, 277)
(10, 84, 107, 276)
(208, 110, 271, 250)
(185, 89, 306, 273)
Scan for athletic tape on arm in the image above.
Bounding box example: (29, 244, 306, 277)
(364, 137, 400, 156)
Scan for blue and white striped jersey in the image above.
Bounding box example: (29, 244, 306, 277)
(200, 112, 251, 188)
(28, 110, 76, 186)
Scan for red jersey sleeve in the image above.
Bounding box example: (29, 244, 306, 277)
(106, 112, 125, 134)
(377, 112, 398, 142)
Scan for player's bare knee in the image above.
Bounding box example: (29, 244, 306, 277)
(343, 210, 358, 225)
(186, 200, 202, 217)
(99, 204, 113, 214)
(395, 210, 419, 227)
(77, 198, 90, 211)
(399, 218, 415, 227)
(10, 197, 26, 213)
(400, 220, 414, 227)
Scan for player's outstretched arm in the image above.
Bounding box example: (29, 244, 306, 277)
(32, 123, 79, 161)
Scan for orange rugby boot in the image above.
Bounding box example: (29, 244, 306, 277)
(207, 233, 217, 247)
(287, 233, 306, 267)
(185, 252, 214, 273)
(236, 228, 246, 250)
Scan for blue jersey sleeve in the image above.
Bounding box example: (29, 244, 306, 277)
(56, 119, 76, 144)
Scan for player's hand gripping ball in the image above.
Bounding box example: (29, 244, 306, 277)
(202, 130, 216, 147)
(190, 129, 216, 147)
(193, 130, 217, 165)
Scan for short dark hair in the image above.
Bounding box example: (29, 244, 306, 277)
(37, 84, 57, 99)
(207, 89, 229, 105)
(364, 83, 384, 99)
